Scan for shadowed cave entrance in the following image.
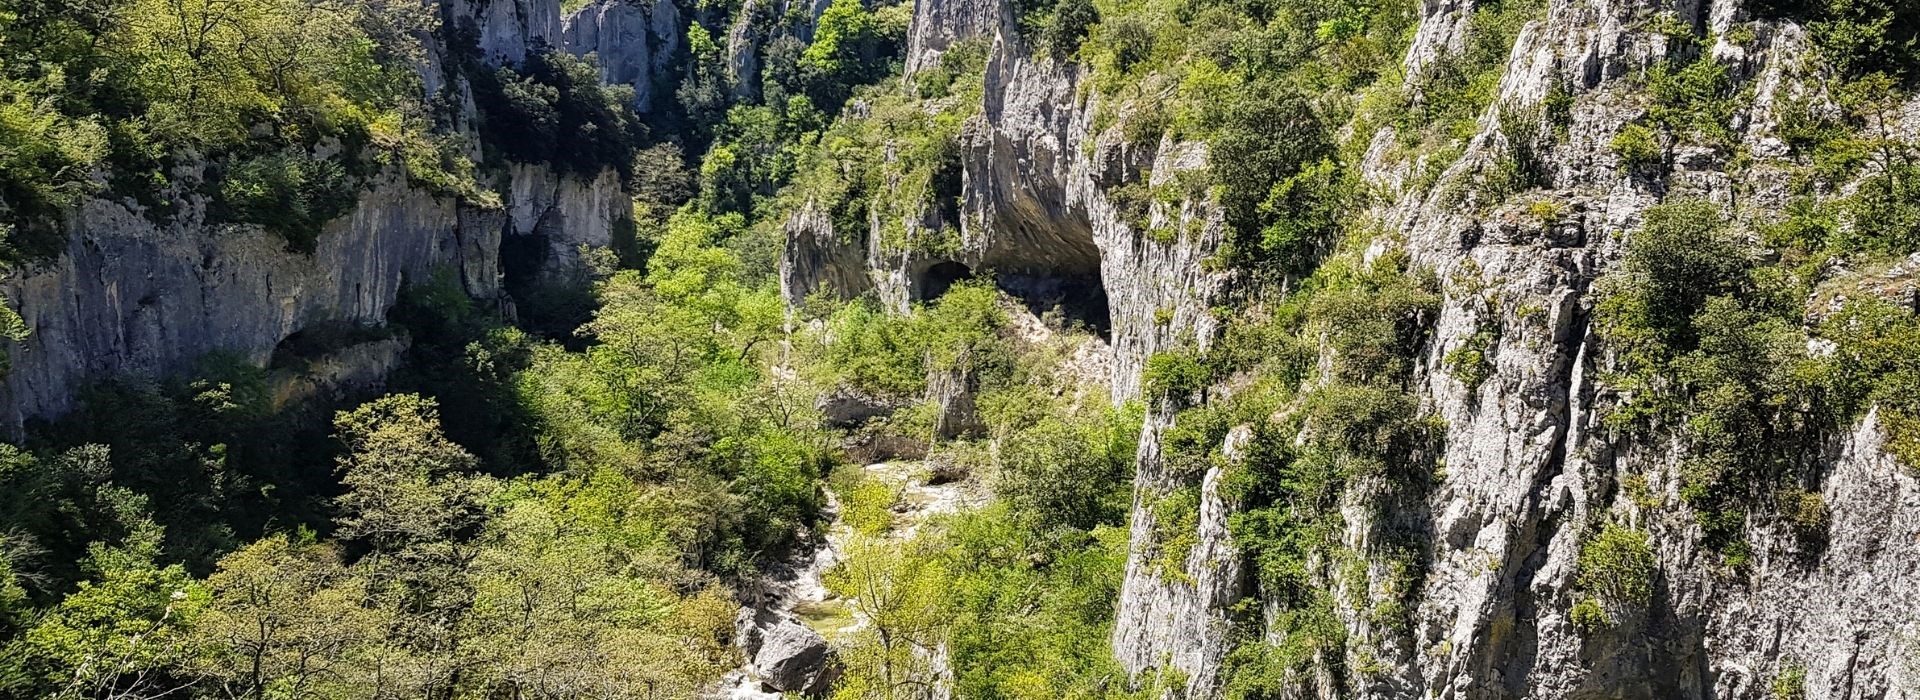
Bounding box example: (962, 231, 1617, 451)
(920, 261, 974, 300)
(915, 260, 1111, 339)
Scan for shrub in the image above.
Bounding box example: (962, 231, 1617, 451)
(1570, 596, 1610, 632)
(1610, 123, 1663, 169)
(1646, 57, 1740, 145)
(834, 470, 899, 536)
(1750, 0, 1920, 82)
(1779, 488, 1830, 537)
(1574, 522, 1656, 617)
(1043, 0, 1099, 59)
(1595, 200, 1749, 362)
(215, 150, 359, 253)
(1208, 84, 1341, 272)
(1143, 350, 1209, 403)
(470, 51, 643, 177)
(1445, 327, 1497, 392)
(1771, 661, 1808, 700)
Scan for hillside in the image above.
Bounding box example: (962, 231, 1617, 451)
(0, 0, 1916, 698)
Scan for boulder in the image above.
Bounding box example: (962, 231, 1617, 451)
(750, 617, 836, 694)
(815, 386, 905, 429)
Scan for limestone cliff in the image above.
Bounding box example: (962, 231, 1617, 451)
(0, 0, 637, 430)
(781, 0, 1920, 697)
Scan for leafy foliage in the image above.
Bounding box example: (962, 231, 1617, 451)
(0, 0, 461, 255)
(1571, 522, 1656, 630)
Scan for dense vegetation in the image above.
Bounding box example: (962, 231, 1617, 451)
(1, 0, 1919, 696)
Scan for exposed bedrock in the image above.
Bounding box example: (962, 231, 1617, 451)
(778, 0, 1920, 696)
(0, 163, 625, 432)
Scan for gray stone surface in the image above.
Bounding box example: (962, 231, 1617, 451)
(562, 0, 679, 111)
(0, 0, 632, 431)
(778, 0, 1920, 697)
(751, 616, 836, 693)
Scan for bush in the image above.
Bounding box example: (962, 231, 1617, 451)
(1610, 123, 1663, 169)
(470, 51, 643, 177)
(1209, 84, 1340, 271)
(1595, 200, 1750, 362)
(1444, 327, 1497, 392)
(1750, 0, 1920, 82)
(1646, 57, 1740, 145)
(215, 150, 359, 253)
(1143, 350, 1209, 403)
(1771, 661, 1808, 700)
(1574, 522, 1656, 619)
(1779, 488, 1830, 537)
(833, 470, 899, 536)
(1042, 0, 1099, 60)
(1570, 596, 1610, 632)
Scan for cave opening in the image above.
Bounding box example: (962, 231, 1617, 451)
(997, 273, 1111, 339)
(920, 261, 975, 301)
(917, 261, 1112, 340)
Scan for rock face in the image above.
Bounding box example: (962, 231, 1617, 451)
(0, 0, 634, 431)
(775, 0, 1920, 697)
(1372, 0, 1920, 697)
(452, 0, 563, 67)
(0, 163, 624, 432)
(781, 201, 874, 306)
(561, 0, 680, 111)
(447, 0, 677, 112)
(904, 0, 1007, 75)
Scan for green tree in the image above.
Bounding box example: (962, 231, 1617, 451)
(188, 534, 385, 700)
(9, 509, 207, 700)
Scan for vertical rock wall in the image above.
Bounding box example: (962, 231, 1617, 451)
(781, 0, 1920, 697)
(0, 0, 636, 431)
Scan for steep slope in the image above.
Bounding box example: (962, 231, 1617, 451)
(0, 0, 674, 429)
(781, 0, 1920, 697)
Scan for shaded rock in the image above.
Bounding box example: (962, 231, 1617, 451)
(781, 200, 873, 306)
(927, 367, 982, 439)
(841, 428, 929, 465)
(0, 162, 625, 432)
(561, 0, 680, 111)
(751, 617, 837, 694)
(905, 0, 1009, 75)
(726, 0, 767, 101)
(815, 386, 908, 429)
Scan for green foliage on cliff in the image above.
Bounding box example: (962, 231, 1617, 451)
(1571, 521, 1657, 631)
(1068, 0, 1425, 273)
(1751, 0, 1920, 82)
(0, 0, 483, 255)
(1597, 199, 1920, 562)
(469, 50, 647, 178)
(1119, 234, 1442, 693)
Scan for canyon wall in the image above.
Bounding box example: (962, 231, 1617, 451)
(782, 0, 1920, 697)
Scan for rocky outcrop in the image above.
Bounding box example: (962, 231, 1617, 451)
(781, 201, 874, 306)
(561, 0, 680, 111)
(1364, 0, 1920, 698)
(0, 0, 643, 431)
(776, 0, 1920, 696)
(904, 0, 1008, 75)
(726, 0, 768, 101)
(504, 162, 631, 285)
(1112, 416, 1249, 699)
(446, 0, 677, 112)
(451, 0, 564, 67)
(0, 174, 493, 431)
(0, 163, 623, 432)
(961, 40, 1229, 402)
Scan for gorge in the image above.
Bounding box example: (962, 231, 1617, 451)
(0, 0, 1916, 697)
